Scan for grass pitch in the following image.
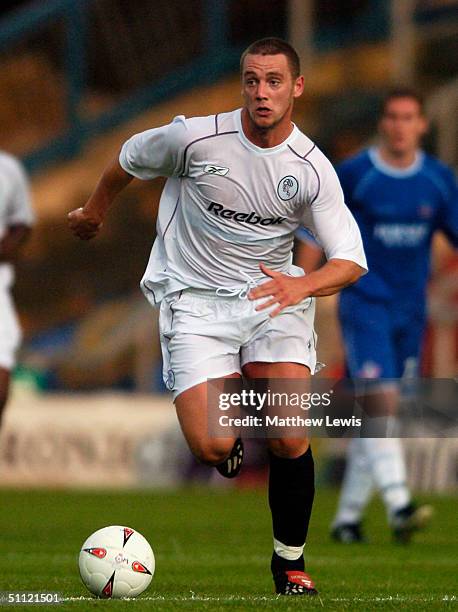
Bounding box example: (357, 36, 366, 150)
(0, 487, 456, 610)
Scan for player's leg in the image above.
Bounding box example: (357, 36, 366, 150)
(357, 313, 430, 540)
(174, 376, 240, 466)
(333, 384, 406, 540)
(384, 311, 433, 542)
(242, 309, 318, 597)
(331, 437, 372, 542)
(336, 297, 431, 542)
(359, 391, 433, 542)
(159, 291, 244, 473)
(332, 294, 394, 539)
(0, 290, 21, 428)
(0, 368, 10, 426)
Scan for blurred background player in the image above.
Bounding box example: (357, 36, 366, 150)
(0, 150, 34, 427)
(297, 87, 458, 543)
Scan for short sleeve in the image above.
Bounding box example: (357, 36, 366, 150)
(4, 155, 34, 226)
(119, 115, 188, 180)
(437, 167, 458, 249)
(301, 151, 367, 271)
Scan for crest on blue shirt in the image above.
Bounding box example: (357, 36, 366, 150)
(417, 203, 433, 219)
(357, 361, 382, 379)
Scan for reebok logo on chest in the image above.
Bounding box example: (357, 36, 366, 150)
(208, 202, 286, 226)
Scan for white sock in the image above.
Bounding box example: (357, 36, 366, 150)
(333, 438, 374, 526)
(361, 436, 410, 518)
(273, 538, 304, 561)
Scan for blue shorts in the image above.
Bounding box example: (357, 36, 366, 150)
(338, 291, 426, 379)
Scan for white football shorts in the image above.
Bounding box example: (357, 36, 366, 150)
(0, 289, 22, 370)
(159, 289, 317, 399)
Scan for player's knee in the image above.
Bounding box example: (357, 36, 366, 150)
(191, 440, 234, 466)
(268, 438, 309, 459)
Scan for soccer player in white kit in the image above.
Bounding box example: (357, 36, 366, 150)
(69, 38, 367, 596)
(0, 152, 34, 426)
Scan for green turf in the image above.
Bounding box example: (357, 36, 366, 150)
(0, 487, 456, 611)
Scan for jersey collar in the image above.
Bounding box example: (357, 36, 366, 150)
(235, 108, 299, 155)
(369, 146, 424, 178)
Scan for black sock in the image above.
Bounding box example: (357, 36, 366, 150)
(271, 551, 304, 576)
(269, 446, 315, 575)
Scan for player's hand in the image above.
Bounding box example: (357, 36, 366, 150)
(248, 262, 311, 317)
(68, 207, 103, 240)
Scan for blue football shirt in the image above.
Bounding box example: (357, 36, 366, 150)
(337, 147, 458, 311)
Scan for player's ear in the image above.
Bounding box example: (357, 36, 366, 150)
(293, 75, 305, 98)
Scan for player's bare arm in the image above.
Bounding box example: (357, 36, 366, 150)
(68, 156, 133, 240)
(0, 224, 32, 263)
(249, 260, 364, 317)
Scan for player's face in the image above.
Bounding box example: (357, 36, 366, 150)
(379, 97, 428, 157)
(241, 53, 304, 133)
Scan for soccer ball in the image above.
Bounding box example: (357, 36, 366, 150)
(78, 525, 155, 599)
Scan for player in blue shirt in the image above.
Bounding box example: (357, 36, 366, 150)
(297, 88, 458, 542)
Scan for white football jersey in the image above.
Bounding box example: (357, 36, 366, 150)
(119, 109, 367, 305)
(0, 152, 34, 289)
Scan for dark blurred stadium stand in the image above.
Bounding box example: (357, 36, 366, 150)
(0, 1, 456, 170)
(0, 0, 455, 390)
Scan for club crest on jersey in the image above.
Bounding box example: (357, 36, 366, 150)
(418, 203, 433, 219)
(166, 369, 175, 390)
(358, 361, 382, 379)
(277, 175, 299, 201)
(204, 164, 229, 176)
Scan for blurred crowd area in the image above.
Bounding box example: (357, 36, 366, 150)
(0, 0, 456, 393)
